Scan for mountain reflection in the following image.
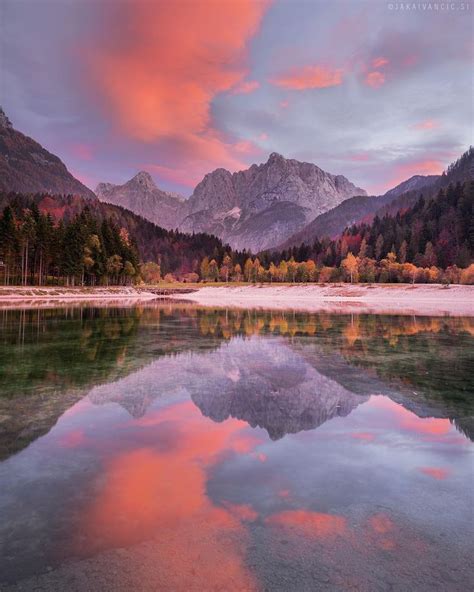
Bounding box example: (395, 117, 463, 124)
(0, 305, 473, 461)
(89, 337, 369, 440)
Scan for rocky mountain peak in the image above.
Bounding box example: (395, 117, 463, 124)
(179, 153, 367, 251)
(267, 151, 286, 164)
(129, 171, 157, 191)
(95, 171, 185, 230)
(0, 107, 13, 129)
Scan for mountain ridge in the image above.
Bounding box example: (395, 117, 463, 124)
(0, 107, 96, 199)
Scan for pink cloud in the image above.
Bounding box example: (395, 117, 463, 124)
(419, 467, 450, 480)
(385, 159, 444, 189)
(351, 432, 375, 441)
(83, 0, 270, 184)
(365, 71, 385, 89)
(369, 397, 453, 439)
(234, 139, 263, 156)
(412, 119, 440, 131)
(347, 152, 371, 162)
(266, 510, 347, 538)
(223, 502, 258, 522)
(143, 130, 260, 188)
(372, 56, 389, 68)
(145, 163, 200, 189)
(271, 65, 344, 90)
(367, 158, 446, 194)
(70, 142, 93, 161)
(69, 168, 96, 190)
(58, 429, 86, 449)
(231, 80, 260, 94)
(258, 132, 268, 141)
(279, 100, 289, 108)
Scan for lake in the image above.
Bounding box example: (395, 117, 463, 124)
(0, 303, 473, 591)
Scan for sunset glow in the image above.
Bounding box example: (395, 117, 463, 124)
(3, 0, 471, 195)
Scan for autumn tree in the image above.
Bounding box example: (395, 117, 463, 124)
(140, 261, 161, 284)
(341, 253, 359, 283)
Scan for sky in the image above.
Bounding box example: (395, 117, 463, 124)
(1, 0, 472, 196)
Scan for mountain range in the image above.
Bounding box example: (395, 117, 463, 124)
(1, 106, 471, 255)
(96, 152, 367, 251)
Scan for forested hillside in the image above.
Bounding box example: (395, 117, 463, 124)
(280, 148, 473, 250)
(0, 192, 228, 285)
(287, 181, 473, 268)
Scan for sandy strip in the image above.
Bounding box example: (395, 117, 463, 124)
(169, 284, 474, 316)
(0, 287, 161, 309)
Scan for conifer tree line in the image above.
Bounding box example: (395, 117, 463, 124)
(0, 202, 139, 285)
(200, 181, 474, 285)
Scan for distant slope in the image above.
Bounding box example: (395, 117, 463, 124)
(383, 174, 440, 200)
(276, 194, 389, 250)
(0, 107, 96, 199)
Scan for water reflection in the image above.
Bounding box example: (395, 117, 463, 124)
(88, 337, 369, 440)
(0, 305, 473, 590)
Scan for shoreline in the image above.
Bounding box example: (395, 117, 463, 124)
(169, 283, 474, 317)
(0, 284, 472, 316)
(0, 286, 193, 309)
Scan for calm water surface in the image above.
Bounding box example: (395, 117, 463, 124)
(0, 304, 473, 591)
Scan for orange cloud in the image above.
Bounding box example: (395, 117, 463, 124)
(368, 513, 394, 535)
(223, 502, 259, 522)
(73, 401, 260, 591)
(348, 152, 371, 162)
(85, 0, 269, 183)
(231, 80, 260, 94)
(351, 432, 375, 441)
(58, 428, 86, 449)
(266, 510, 347, 538)
(69, 168, 96, 190)
(234, 139, 263, 156)
(89, 1, 268, 140)
(367, 512, 397, 551)
(272, 65, 344, 90)
(370, 396, 452, 438)
(412, 119, 440, 131)
(365, 71, 385, 88)
(144, 130, 259, 187)
(70, 142, 93, 161)
(419, 466, 450, 480)
(388, 160, 444, 186)
(372, 56, 389, 68)
(368, 158, 445, 194)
